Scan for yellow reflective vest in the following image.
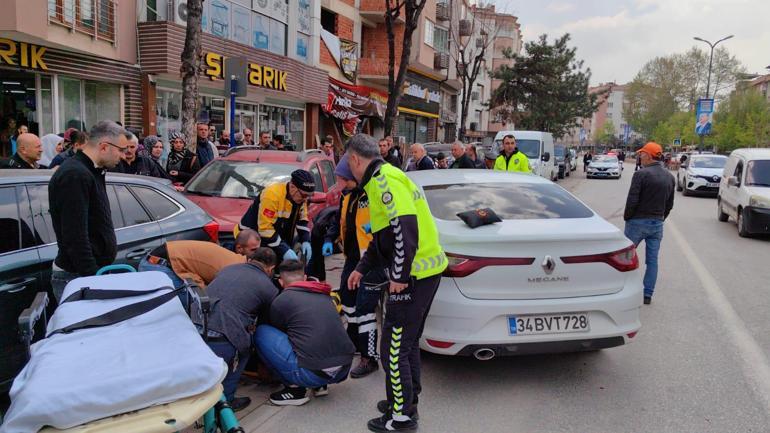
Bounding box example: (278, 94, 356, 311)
(494, 151, 531, 173)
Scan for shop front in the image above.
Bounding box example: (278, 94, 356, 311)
(0, 37, 141, 156)
(395, 70, 441, 145)
(137, 22, 328, 151)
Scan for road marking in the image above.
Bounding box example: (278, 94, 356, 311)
(668, 221, 770, 412)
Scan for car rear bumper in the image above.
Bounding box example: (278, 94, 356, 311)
(745, 206, 770, 234)
(420, 275, 642, 356)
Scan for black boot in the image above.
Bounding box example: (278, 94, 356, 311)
(376, 400, 419, 421)
(367, 413, 417, 432)
(351, 357, 379, 378)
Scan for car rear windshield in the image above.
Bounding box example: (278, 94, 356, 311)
(554, 146, 565, 157)
(422, 182, 594, 220)
(690, 157, 726, 168)
(746, 160, 770, 187)
(186, 161, 295, 199)
(492, 139, 541, 159)
(592, 155, 618, 163)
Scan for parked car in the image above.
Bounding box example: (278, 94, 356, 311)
(183, 148, 342, 243)
(0, 170, 218, 393)
(677, 154, 727, 196)
(587, 155, 622, 179)
(407, 169, 642, 358)
(554, 144, 572, 179)
(717, 148, 770, 237)
(492, 130, 556, 181)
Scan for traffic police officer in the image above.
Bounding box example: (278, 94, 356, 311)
(346, 134, 446, 433)
(493, 134, 531, 172)
(238, 169, 314, 262)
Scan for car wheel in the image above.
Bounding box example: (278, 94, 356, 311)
(682, 185, 690, 196)
(737, 207, 750, 238)
(676, 177, 683, 192)
(717, 199, 729, 222)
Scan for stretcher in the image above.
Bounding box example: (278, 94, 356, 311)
(1, 266, 243, 433)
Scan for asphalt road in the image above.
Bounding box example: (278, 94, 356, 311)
(250, 163, 770, 433)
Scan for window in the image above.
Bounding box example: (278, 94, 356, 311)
(746, 160, 770, 186)
(423, 183, 594, 220)
(106, 185, 124, 228)
(59, 76, 84, 131)
(186, 161, 294, 199)
(113, 185, 152, 227)
(26, 184, 55, 245)
(424, 19, 435, 47)
(0, 187, 20, 254)
(321, 9, 336, 34)
(309, 164, 324, 193)
(319, 160, 336, 191)
(231, 4, 251, 46)
(269, 19, 287, 55)
(434, 27, 449, 53)
(734, 161, 744, 183)
(296, 33, 309, 63)
(131, 187, 180, 221)
(85, 81, 120, 129)
(608, 102, 614, 108)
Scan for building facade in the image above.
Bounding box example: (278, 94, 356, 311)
(0, 0, 142, 156)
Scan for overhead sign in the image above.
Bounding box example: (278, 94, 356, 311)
(320, 29, 359, 82)
(322, 77, 387, 136)
(695, 98, 714, 136)
(0, 38, 48, 71)
(224, 57, 248, 97)
(400, 71, 440, 115)
(205, 52, 287, 92)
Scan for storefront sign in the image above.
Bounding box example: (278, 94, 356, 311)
(322, 77, 387, 136)
(0, 38, 48, 71)
(400, 71, 440, 116)
(205, 52, 287, 91)
(321, 30, 359, 82)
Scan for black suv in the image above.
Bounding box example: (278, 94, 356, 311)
(0, 170, 218, 394)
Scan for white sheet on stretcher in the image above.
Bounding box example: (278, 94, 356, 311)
(0, 271, 227, 433)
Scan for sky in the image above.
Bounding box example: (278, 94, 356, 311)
(489, 0, 770, 85)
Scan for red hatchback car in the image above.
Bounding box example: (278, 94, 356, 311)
(183, 148, 343, 243)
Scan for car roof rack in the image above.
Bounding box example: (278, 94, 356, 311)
(297, 149, 323, 162)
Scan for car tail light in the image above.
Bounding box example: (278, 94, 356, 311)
(426, 339, 455, 349)
(203, 220, 219, 243)
(627, 331, 638, 339)
(560, 245, 639, 272)
(443, 253, 535, 278)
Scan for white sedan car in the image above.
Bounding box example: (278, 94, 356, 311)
(587, 155, 622, 179)
(408, 170, 642, 359)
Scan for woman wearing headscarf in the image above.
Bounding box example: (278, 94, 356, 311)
(39, 134, 64, 168)
(143, 135, 170, 180)
(166, 132, 200, 184)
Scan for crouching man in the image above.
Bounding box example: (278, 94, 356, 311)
(254, 260, 355, 406)
(191, 247, 279, 412)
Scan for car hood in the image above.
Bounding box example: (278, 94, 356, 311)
(746, 186, 770, 196)
(184, 194, 252, 233)
(689, 168, 723, 177)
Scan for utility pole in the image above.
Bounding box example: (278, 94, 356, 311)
(693, 35, 733, 151)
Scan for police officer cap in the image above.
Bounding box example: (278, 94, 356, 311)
(291, 169, 315, 192)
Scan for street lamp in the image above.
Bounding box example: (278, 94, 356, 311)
(693, 35, 734, 150)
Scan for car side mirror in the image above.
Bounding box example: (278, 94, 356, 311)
(541, 152, 551, 162)
(309, 192, 328, 204)
(727, 176, 740, 187)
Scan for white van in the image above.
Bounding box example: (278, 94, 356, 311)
(491, 130, 556, 181)
(717, 148, 770, 237)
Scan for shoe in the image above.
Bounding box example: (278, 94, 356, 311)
(644, 296, 652, 305)
(351, 358, 379, 379)
(269, 386, 309, 406)
(367, 414, 418, 432)
(376, 400, 419, 421)
(313, 385, 328, 397)
(229, 396, 251, 412)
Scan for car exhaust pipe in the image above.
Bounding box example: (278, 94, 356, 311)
(473, 348, 496, 361)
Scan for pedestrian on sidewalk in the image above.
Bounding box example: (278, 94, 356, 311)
(494, 135, 531, 173)
(346, 133, 447, 433)
(583, 151, 593, 173)
(623, 142, 675, 305)
(335, 153, 386, 379)
(48, 121, 125, 303)
(450, 141, 474, 169)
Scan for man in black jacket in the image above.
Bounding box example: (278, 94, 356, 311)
(48, 120, 126, 302)
(379, 137, 401, 168)
(254, 260, 355, 406)
(623, 142, 675, 305)
(1, 133, 43, 169)
(191, 247, 278, 412)
(449, 141, 474, 169)
(110, 132, 166, 179)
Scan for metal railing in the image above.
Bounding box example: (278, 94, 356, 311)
(47, 0, 117, 44)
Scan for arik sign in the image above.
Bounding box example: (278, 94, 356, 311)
(0, 39, 48, 71)
(204, 52, 288, 92)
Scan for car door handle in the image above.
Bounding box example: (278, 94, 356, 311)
(126, 248, 152, 260)
(0, 277, 37, 294)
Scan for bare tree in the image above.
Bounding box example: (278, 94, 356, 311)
(450, 9, 498, 141)
(180, 0, 204, 151)
(383, 0, 429, 135)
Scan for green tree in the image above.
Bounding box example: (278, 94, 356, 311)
(490, 34, 601, 139)
(713, 91, 770, 152)
(594, 120, 617, 145)
(650, 111, 698, 147)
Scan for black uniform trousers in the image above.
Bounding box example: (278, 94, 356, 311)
(381, 274, 441, 420)
(340, 257, 386, 359)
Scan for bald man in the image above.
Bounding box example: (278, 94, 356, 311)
(409, 143, 435, 171)
(2, 133, 44, 169)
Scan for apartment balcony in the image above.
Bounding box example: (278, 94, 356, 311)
(47, 0, 117, 44)
(436, 2, 450, 22)
(360, 0, 403, 24)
